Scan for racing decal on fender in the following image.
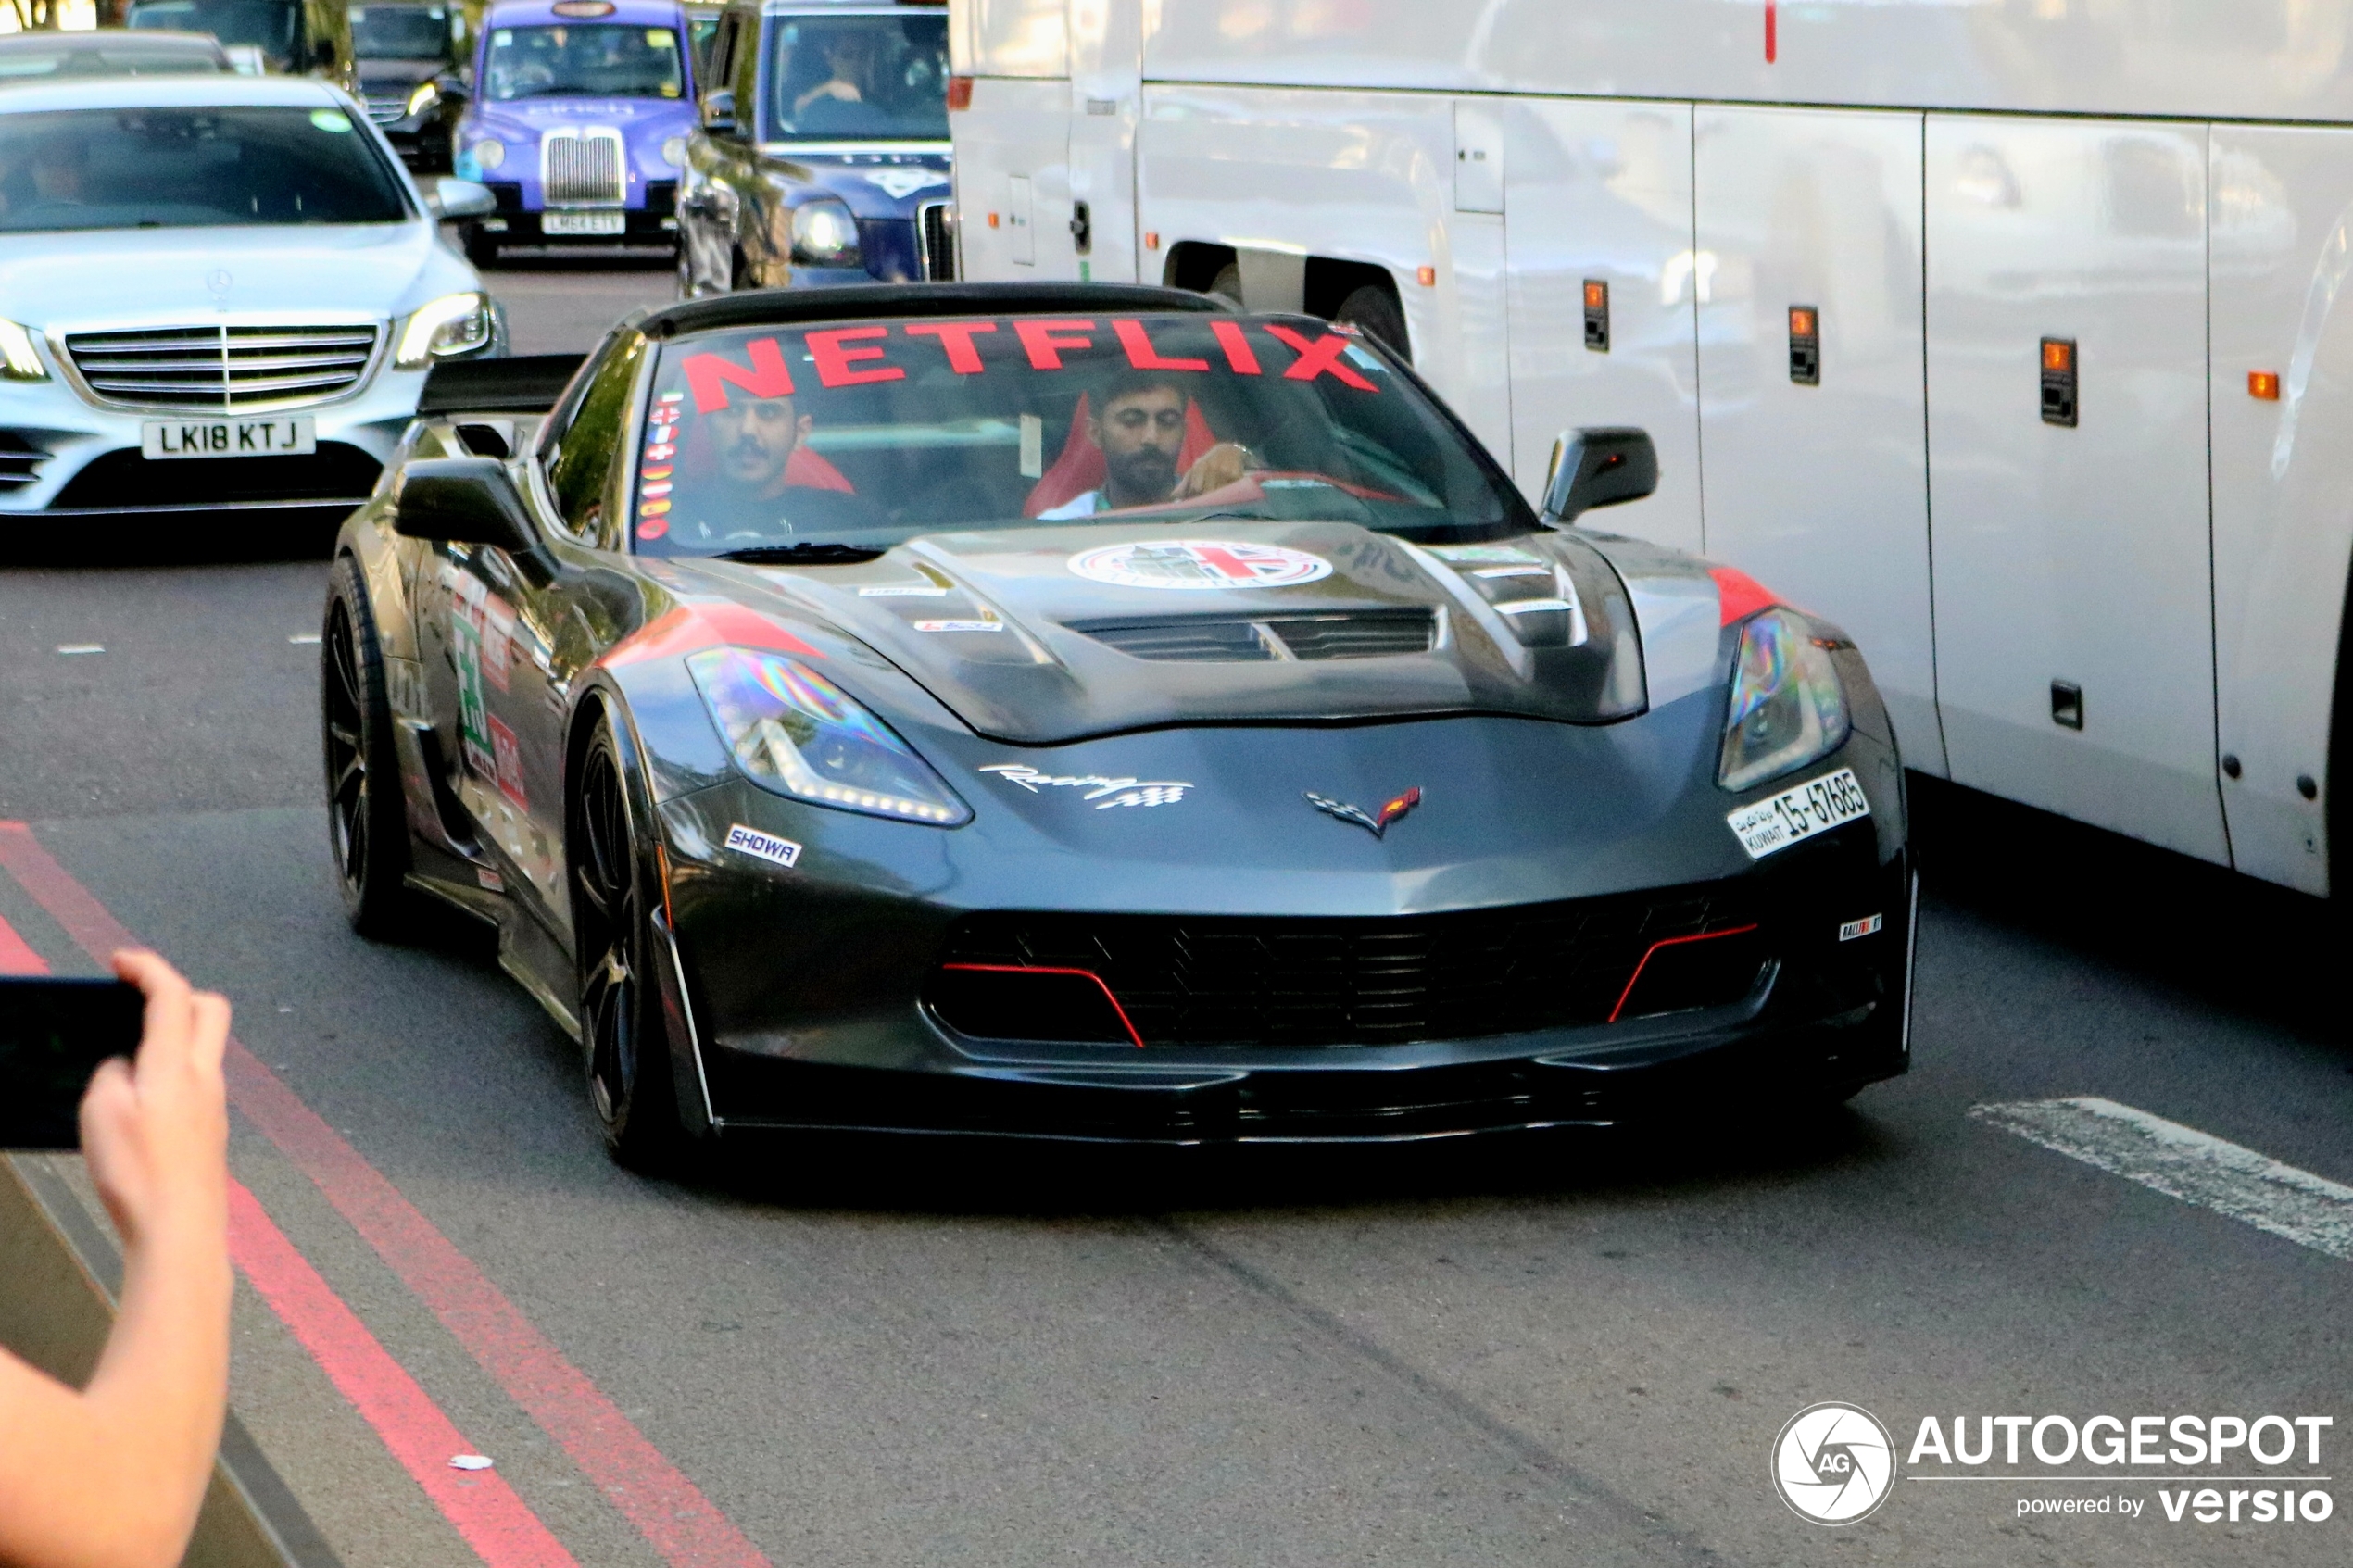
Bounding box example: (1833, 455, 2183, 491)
(1304, 786, 1421, 839)
(1727, 766, 1871, 859)
(724, 823, 801, 868)
(979, 763, 1190, 809)
(1067, 539, 1332, 592)
(487, 715, 527, 809)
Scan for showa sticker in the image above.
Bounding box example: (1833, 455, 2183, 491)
(724, 823, 801, 868)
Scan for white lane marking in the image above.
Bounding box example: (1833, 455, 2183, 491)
(288, 633, 322, 645)
(56, 643, 103, 655)
(1971, 1097, 2353, 1262)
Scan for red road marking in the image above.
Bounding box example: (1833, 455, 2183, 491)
(0, 907, 48, 973)
(0, 822, 772, 1568)
(227, 1180, 580, 1568)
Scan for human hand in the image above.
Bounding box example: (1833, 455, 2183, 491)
(79, 951, 230, 1259)
(1174, 442, 1252, 499)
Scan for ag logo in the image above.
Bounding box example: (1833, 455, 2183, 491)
(1771, 1402, 1895, 1524)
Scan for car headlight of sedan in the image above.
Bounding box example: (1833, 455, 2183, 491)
(688, 646, 970, 826)
(789, 198, 862, 267)
(407, 81, 440, 117)
(0, 318, 47, 381)
(1718, 607, 1850, 792)
(394, 293, 494, 369)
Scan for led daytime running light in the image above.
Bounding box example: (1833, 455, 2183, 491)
(1718, 607, 1851, 792)
(394, 292, 491, 369)
(687, 646, 970, 826)
(0, 318, 47, 380)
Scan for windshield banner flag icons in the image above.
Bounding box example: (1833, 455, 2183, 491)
(1068, 540, 1333, 591)
(1773, 1403, 1897, 1524)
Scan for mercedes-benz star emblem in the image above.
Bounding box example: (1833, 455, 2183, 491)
(1304, 787, 1422, 838)
(206, 269, 233, 296)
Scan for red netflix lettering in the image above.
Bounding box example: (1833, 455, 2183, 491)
(1210, 320, 1262, 375)
(1264, 324, 1378, 392)
(904, 320, 998, 373)
(682, 336, 795, 412)
(807, 326, 905, 388)
(1015, 319, 1095, 370)
(1114, 319, 1210, 372)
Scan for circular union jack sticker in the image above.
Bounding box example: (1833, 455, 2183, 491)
(1066, 539, 1333, 591)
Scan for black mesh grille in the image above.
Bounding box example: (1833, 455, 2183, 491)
(0, 431, 46, 491)
(49, 442, 381, 510)
(932, 883, 1770, 1048)
(1069, 609, 1437, 662)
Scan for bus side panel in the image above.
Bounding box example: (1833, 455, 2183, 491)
(1495, 99, 1702, 555)
(1924, 117, 2229, 864)
(1693, 107, 1945, 777)
(969, 0, 1068, 78)
(1069, 0, 1144, 285)
(954, 76, 1079, 282)
(2209, 127, 2353, 897)
(1136, 85, 1514, 464)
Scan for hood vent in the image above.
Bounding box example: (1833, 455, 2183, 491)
(1067, 608, 1437, 663)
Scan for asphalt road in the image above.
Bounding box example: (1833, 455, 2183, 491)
(2, 258, 2347, 1568)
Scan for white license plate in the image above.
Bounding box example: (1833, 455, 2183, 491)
(1726, 766, 1872, 859)
(140, 417, 315, 460)
(544, 210, 625, 236)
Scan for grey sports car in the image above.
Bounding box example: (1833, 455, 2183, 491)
(323, 282, 1913, 1167)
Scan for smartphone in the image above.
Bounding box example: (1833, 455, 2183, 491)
(0, 978, 143, 1149)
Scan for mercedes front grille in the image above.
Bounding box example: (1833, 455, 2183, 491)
(540, 126, 626, 207)
(64, 324, 382, 410)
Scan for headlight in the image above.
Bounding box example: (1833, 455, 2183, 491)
(661, 134, 687, 169)
(0, 318, 46, 381)
(394, 292, 494, 368)
(1718, 607, 1850, 792)
(407, 81, 440, 117)
(472, 137, 506, 169)
(687, 646, 970, 826)
(789, 198, 861, 266)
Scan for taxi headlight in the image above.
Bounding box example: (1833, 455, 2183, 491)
(687, 646, 970, 826)
(407, 81, 440, 117)
(472, 137, 506, 169)
(789, 198, 861, 266)
(394, 292, 494, 369)
(1718, 607, 1850, 792)
(661, 134, 687, 169)
(0, 318, 47, 381)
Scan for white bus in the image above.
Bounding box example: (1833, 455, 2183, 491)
(943, 0, 2353, 900)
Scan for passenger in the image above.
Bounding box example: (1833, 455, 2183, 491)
(1037, 368, 1252, 519)
(672, 389, 878, 546)
(791, 28, 880, 118)
(0, 952, 232, 1568)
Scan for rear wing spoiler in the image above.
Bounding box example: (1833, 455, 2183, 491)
(418, 354, 585, 417)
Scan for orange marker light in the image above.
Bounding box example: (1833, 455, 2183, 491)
(2249, 370, 2282, 401)
(1416, 266, 1436, 286)
(1788, 307, 1817, 337)
(946, 75, 973, 111)
(986, 211, 999, 228)
(1585, 281, 1606, 309)
(1143, 230, 1160, 249)
(2043, 338, 2074, 374)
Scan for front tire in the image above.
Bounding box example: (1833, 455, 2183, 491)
(323, 556, 419, 937)
(569, 709, 686, 1170)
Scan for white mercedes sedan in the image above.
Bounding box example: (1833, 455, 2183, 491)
(0, 72, 503, 521)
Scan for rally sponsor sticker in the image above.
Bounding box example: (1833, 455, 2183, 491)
(1839, 913, 1884, 942)
(1067, 539, 1332, 592)
(1726, 766, 1871, 859)
(724, 823, 801, 868)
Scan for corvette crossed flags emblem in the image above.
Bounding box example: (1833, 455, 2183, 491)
(1304, 786, 1423, 839)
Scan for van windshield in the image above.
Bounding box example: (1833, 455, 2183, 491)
(484, 23, 682, 101)
(129, 0, 301, 69)
(633, 314, 1533, 558)
(764, 13, 947, 142)
(0, 107, 409, 231)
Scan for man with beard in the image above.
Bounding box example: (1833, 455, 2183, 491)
(664, 387, 879, 548)
(1038, 368, 1252, 519)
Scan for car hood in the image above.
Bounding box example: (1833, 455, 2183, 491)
(468, 96, 695, 135)
(752, 152, 951, 218)
(359, 58, 447, 88)
(662, 520, 1651, 746)
(0, 222, 461, 331)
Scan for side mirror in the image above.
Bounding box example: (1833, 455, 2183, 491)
(1542, 427, 1659, 526)
(427, 176, 498, 220)
(393, 457, 542, 561)
(434, 72, 470, 107)
(699, 89, 735, 133)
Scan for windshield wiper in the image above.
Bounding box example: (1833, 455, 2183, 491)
(712, 543, 885, 565)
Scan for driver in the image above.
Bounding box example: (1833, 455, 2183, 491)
(1037, 369, 1252, 519)
(667, 389, 877, 546)
(793, 29, 881, 117)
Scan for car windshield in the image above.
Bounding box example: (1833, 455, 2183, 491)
(0, 44, 225, 79)
(0, 106, 409, 231)
(765, 12, 946, 142)
(129, 0, 300, 69)
(483, 23, 682, 102)
(633, 313, 1535, 558)
(351, 5, 455, 60)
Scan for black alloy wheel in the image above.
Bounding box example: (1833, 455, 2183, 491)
(569, 711, 686, 1169)
(323, 556, 418, 937)
(1335, 282, 1411, 363)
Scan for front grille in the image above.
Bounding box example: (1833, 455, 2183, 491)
(918, 200, 956, 281)
(931, 883, 1769, 1048)
(1069, 609, 1438, 662)
(0, 432, 47, 490)
(540, 126, 625, 206)
(65, 324, 380, 410)
(360, 90, 408, 126)
(48, 441, 382, 510)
